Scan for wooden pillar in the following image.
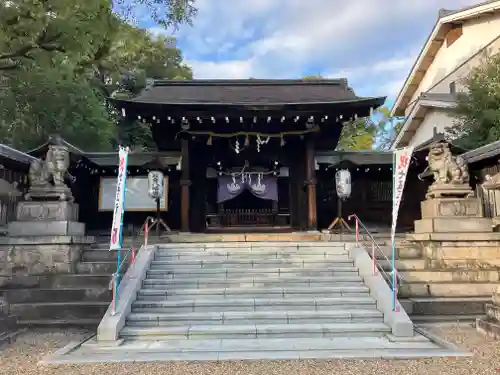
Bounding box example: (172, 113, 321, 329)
(288, 147, 302, 229)
(180, 139, 190, 232)
(305, 137, 317, 230)
(288, 168, 296, 228)
(189, 143, 207, 233)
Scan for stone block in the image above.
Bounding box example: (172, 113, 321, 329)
(408, 297, 487, 316)
(409, 232, 500, 241)
(9, 301, 108, 323)
(421, 197, 482, 219)
(433, 246, 500, 260)
(399, 270, 500, 283)
(15, 201, 79, 222)
(8, 220, 85, 236)
(0, 236, 94, 246)
(0, 242, 84, 274)
(493, 286, 500, 305)
(486, 303, 500, 321)
(0, 274, 109, 289)
(428, 258, 500, 269)
(477, 318, 500, 340)
(399, 282, 498, 298)
(425, 183, 474, 199)
(414, 217, 493, 233)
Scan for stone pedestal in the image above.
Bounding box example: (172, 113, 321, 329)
(25, 184, 73, 202)
(414, 197, 493, 234)
(0, 200, 94, 277)
(477, 286, 500, 339)
(425, 183, 474, 199)
(7, 201, 84, 236)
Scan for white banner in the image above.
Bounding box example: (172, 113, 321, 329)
(109, 147, 129, 250)
(391, 146, 414, 245)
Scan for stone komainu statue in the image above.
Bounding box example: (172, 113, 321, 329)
(26, 145, 72, 201)
(419, 141, 470, 185)
(29, 145, 70, 187)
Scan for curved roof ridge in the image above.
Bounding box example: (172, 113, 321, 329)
(152, 78, 349, 86)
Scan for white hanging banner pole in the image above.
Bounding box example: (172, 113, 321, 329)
(390, 146, 414, 310)
(391, 147, 414, 245)
(109, 146, 130, 251)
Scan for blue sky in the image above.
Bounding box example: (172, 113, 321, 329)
(146, 0, 483, 105)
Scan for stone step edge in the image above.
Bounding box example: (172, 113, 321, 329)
(404, 297, 491, 302)
(18, 319, 102, 326)
(131, 298, 377, 307)
(41, 348, 468, 364)
(400, 281, 500, 285)
(120, 322, 392, 336)
(137, 286, 369, 293)
(81, 336, 438, 353)
(0, 287, 111, 292)
(126, 309, 383, 320)
(154, 242, 349, 248)
(142, 276, 363, 283)
(411, 314, 485, 323)
(0, 273, 111, 277)
(9, 301, 109, 307)
(150, 258, 354, 269)
(146, 267, 359, 273)
(153, 253, 350, 258)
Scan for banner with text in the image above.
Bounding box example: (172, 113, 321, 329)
(391, 146, 414, 246)
(109, 147, 129, 251)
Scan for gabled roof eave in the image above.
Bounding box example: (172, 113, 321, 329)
(390, 0, 500, 117)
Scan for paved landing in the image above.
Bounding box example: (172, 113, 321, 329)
(41, 330, 470, 364)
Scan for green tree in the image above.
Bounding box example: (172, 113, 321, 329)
(89, 23, 192, 97)
(446, 53, 500, 150)
(0, 0, 196, 71)
(0, 0, 195, 151)
(301, 75, 324, 80)
(337, 117, 377, 151)
(0, 64, 115, 151)
(373, 106, 404, 150)
(336, 106, 402, 151)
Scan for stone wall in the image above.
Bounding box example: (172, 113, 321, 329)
(394, 233, 500, 319)
(477, 286, 500, 339)
(0, 236, 95, 286)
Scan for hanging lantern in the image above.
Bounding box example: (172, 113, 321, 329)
(148, 170, 164, 200)
(335, 169, 351, 200)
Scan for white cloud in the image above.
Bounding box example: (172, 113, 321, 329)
(149, 0, 485, 96)
(186, 59, 255, 79)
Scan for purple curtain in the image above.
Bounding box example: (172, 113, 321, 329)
(217, 175, 278, 203)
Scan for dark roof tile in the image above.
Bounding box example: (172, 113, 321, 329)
(127, 79, 369, 105)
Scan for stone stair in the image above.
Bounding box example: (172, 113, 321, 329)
(120, 242, 393, 342)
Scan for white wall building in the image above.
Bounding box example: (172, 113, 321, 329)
(391, 1, 500, 149)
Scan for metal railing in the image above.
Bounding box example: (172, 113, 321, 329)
(109, 218, 150, 316)
(347, 214, 401, 312)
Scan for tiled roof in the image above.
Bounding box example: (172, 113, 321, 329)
(124, 79, 380, 105)
(0, 143, 38, 165)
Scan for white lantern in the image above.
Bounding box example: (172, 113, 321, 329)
(148, 170, 164, 200)
(335, 169, 351, 200)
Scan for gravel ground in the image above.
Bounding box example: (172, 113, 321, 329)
(0, 324, 499, 375)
